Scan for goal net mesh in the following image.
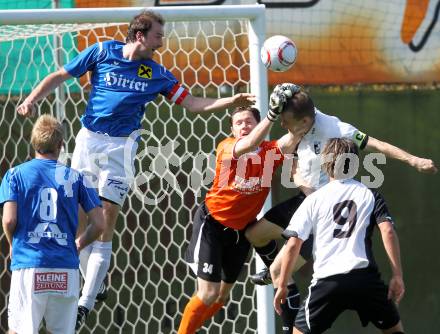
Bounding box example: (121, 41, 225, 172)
(0, 19, 259, 334)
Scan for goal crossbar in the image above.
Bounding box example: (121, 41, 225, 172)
(0, 5, 265, 25)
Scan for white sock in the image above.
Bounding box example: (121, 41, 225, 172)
(79, 243, 93, 278)
(79, 241, 112, 311)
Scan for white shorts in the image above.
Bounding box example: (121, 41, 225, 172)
(71, 127, 138, 206)
(8, 268, 79, 334)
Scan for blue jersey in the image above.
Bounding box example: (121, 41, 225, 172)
(0, 159, 101, 270)
(64, 40, 188, 136)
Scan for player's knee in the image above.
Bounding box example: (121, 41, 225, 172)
(217, 293, 229, 305)
(245, 224, 270, 246)
(197, 285, 221, 305)
(244, 225, 256, 242)
(100, 201, 120, 239)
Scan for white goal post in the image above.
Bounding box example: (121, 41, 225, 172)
(0, 5, 275, 333)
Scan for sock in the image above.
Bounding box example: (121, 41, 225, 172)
(196, 301, 223, 330)
(79, 243, 93, 278)
(78, 241, 112, 311)
(177, 296, 209, 334)
(254, 240, 278, 268)
(277, 283, 300, 334)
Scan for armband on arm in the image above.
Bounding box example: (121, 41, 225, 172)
(353, 130, 369, 149)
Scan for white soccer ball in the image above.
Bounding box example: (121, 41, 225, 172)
(261, 35, 297, 72)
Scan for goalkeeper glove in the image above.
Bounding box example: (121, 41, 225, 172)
(267, 83, 301, 122)
(279, 83, 301, 98)
(267, 88, 286, 122)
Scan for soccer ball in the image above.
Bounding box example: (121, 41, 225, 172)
(261, 35, 297, 72)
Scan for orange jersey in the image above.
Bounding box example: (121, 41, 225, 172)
(205, 137, 284, 230)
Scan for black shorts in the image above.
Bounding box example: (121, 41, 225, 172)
(184, 202, 251, 283)
(264, 192, 306, 229)
(295, 267, 400, 334)
(264, 193, 313, 260)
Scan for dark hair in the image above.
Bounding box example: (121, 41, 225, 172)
(126, 10, 165, 43)
(229, 106, 261, 125)
(281, 89, 315, 120)
(321, 138, 359, 179)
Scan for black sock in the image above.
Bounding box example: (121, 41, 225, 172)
(254, 240, 278, 268)
(276, 283, 300, 334)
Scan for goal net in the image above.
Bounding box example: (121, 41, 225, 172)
(0, 5, 269, 334)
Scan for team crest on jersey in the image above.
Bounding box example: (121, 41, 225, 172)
(314, 141, 321, 154)
(138, 64, 152, 79)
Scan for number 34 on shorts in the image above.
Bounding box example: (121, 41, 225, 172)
(202, 263, 213, 274)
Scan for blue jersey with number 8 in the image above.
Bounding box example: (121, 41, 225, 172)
(0, 159, 101, 270)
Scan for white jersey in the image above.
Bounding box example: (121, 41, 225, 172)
(285, 179, 393, 281)
(296, 109, 368, 189)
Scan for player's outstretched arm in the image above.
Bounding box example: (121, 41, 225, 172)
(180, 93, 255, 114)
(234, 117, 274, 157)
(366, 136, 438, 174)
(17, 68, 72, 118)
(234, 88, 288, 156)
(2, 201, 17, 256)
(273, 236, 303, 315)
(378, 220, 405, 305)
(75, 206, 105, 252)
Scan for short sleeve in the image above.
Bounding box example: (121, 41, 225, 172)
(219, 137, 239, 160)
(77, 174, 102, 212)
(337, 121, 369, 150)
(371, 190, 394, 224)
(0, 169, 18, 206)
(283, 196, 314, 241)
(64, 43, 101, 78)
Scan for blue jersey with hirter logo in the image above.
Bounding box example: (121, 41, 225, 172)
(64, 40, 188, 137)
(0, 159, 101, 270)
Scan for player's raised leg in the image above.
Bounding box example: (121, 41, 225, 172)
(245, 218, 282, 285)
(246, 193, 306, 285)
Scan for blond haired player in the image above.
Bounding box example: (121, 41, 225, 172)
(0, 115, 105, 334)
